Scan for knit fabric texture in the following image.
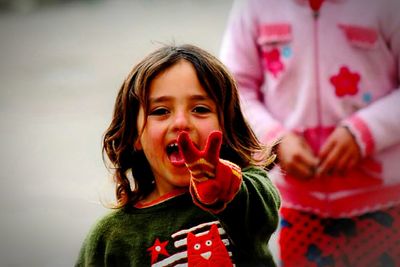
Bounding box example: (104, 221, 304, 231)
(75, 166, 281, 267)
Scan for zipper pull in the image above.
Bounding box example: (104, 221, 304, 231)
(309, 0, 324, 11)
(309, 0, 323, 18)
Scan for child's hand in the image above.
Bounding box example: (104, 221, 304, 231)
(277, 132, 319, 180)
(317, 126, 361, 177)
(177, 131, 242, 212)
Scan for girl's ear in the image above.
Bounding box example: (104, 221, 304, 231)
(134, 138, 142, 151)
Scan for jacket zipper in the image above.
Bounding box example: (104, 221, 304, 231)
(313, 7, 330, 205)
(313, 10, 323, 154)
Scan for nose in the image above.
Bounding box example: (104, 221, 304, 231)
(171, 111, 191, 132)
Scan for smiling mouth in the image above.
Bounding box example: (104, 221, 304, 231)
(166, 143, 185, 166)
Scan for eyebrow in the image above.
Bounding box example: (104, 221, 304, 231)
(149, 94, 212, 104)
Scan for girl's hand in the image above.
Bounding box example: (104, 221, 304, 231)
(317, 126, 361, 177)
(178, 131, 242, 213)
(277, 132, 319, 180)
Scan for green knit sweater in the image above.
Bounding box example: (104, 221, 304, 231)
(75, 166, 280, 267)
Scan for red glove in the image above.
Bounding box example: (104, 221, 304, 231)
(177, 131, 242, 213)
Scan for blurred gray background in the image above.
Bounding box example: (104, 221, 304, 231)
(0, 1, 277, 266)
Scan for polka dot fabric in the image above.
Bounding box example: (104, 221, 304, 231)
(278, 206, 400, 267)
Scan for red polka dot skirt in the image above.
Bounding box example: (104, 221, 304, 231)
(278, 205, 400, 267)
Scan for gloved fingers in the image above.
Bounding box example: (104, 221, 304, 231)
(177, 131, 199, 164)
(204, 131, 222, 164)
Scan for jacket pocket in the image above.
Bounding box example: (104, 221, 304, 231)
(338, 24, 378, 49)
(257, 23, 292, 78)
(257, 23, 292, 46)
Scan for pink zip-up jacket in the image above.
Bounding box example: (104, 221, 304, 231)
(220, 0, 400, 217)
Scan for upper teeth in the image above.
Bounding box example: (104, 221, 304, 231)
(169, 143, 178, 149)
(167, 143, 179, 155)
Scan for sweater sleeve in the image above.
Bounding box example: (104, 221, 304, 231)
(75, 222, 107, 267)
(75, 212, 128, 267)
(341, 0, 400, 156)
(216, 166, 281, 264)
(219, 0, 286, 143)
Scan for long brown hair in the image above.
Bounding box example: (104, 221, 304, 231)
(103, 44, 273, 208)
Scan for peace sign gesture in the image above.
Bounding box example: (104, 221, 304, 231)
(177, 131, 242, 213)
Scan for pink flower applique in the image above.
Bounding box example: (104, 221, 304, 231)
(262, 48, 284, 78)
(330, 66, 360, 97)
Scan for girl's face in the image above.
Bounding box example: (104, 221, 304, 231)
(136, 60, 221, 199)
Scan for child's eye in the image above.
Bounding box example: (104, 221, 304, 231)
(192, 105, 211, 114)
(149, 107, 169, 116)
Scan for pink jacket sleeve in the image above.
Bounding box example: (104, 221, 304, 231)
(219, 0, 286, 144)
(342, 0, 400, 157)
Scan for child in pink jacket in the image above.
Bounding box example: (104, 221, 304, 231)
(220, 0, 400, 266)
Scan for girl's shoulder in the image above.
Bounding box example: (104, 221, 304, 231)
(241, 165, 280, 203)
(85, 209, 126, 235)
(76, 208, 144, 266)
(81, 208, 143, 248)
(89, 207, 154, 236)
(242, 165, 269, 178)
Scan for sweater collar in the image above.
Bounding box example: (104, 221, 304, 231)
(135, 188, 188, 209)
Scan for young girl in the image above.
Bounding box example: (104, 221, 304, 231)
(220, 0, 400, 266)
(75, 44, 281, 267)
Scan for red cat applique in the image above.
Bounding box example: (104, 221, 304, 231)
(187, 224, 233, 267)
